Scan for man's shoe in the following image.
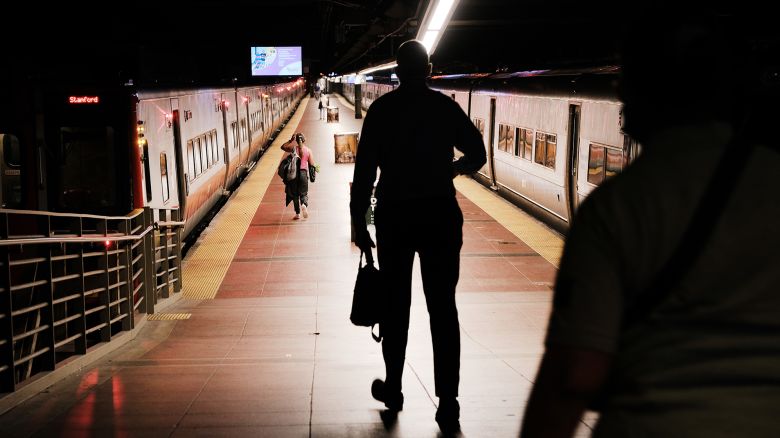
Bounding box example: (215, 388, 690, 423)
(293, 214, 301, 220)
(371, 379, 404, 411)
(301, 204, 309, 218)
(435, 398, 460, 433)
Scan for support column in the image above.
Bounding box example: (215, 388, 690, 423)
(354, 84, 363, 119)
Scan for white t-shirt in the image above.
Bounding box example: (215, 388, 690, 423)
(546, 122, 780, 437)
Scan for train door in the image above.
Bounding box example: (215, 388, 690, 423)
(221, 94, 230, 188)
(487, 97, 498, 189)
(0, 134, 22, 208)
(565, 104, 581, 219)
(243, 95, 252, 158)
(170, 104, 187, 214)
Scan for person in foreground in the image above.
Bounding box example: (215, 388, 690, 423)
(350, 39, 486, 433)
(519, 11, 780, 438)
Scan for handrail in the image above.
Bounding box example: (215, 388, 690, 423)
(157, 220, 186, 227)
(1, 206, 184, 392)
(0, 226, 155, 246)
(0, 208, 146, 221)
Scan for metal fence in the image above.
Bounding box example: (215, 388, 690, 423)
(0, 207, 183, 393)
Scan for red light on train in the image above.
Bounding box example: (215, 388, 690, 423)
(104, 240, 111, 248)
(69, 96, 100, 104)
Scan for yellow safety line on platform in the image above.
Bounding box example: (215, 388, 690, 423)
(148, 312, 192, 321)
(454, 177, 564, 267)
(181, 97, 309, 299)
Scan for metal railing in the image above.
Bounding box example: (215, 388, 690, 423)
(0, 207, 183, 393)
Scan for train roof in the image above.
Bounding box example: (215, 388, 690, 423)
(430, 66, 620, 101)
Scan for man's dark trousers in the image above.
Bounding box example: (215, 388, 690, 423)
(375, 197, 463, 398)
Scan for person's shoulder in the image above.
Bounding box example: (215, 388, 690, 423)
(426, 88, 461, 109)
(366, 89, 398, 112)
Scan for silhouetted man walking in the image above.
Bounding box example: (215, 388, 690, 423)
(350, 39, 486, 433)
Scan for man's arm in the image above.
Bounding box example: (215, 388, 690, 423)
(452, 104, 487, 175)
(350, 110, 380, 250)
(281, 135, 296, 152)
(519, 346, 611, 438)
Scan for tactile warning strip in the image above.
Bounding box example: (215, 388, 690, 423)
(454, 177, 564, 267)
(181, 97, 309, 299)
(147, 312, 192, 321)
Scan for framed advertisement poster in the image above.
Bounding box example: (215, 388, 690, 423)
(334, 132, 359, 163)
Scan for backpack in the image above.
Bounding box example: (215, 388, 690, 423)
(277, 148, 300, 182)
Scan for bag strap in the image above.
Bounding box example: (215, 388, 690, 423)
(623, 125, 752, 325)
(359, 250, 375, 267)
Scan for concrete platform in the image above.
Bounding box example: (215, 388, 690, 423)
(0, 95, 597, 437)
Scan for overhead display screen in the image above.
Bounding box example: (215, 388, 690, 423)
(251, 46, 302, 76)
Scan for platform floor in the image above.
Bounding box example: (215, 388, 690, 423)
(0, 95, 595, 437)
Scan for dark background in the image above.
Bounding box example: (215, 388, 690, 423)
(2, 1, 775, 88)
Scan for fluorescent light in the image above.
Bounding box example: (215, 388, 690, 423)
(358, 61, 398, 76)
(421, 30, 439, 53)
(427, 0, 455, 31)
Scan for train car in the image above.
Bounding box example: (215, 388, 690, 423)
(0, 78, 305, 239)
(338, 67, 638, 233)
(440, 67, 638, 232)
(342, 81, 397, 111)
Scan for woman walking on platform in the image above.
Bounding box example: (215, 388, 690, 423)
(281, 132, 318, 220)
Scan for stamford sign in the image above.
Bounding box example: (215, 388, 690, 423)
(69, 96, 100, 104)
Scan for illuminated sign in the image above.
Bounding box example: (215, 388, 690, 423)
(69, 96, 100, 104)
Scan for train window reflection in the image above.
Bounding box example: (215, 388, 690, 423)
(160, 153, 170, 202)
(518, 128, 533, 160)
(606, 149, 623, 179)
(534, 132, 557, 170)
(498, 124, 515, 153)
(588, 143, 624, 186)
(587, 144, 605, 185)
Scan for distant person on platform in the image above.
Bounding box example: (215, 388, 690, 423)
(350, 39, 487, 433)
(318, 98, 325, 120)
(281, 132, 318, 220)
(519, 10, 780, 438)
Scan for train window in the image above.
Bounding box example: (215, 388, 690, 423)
(194, 138, 202, 176)
(498, 124, 515, 153)
(517, 128, 533, 160)
(3, 134, 21, 166)
(534, 132, 557, 170)
(587, 144, 606, 185)
(187, 140, 195, 180)
(143, 143, 152, 202)
(160, 153, 170, 202)
(606, 149, 624, 179)
(587, 143, 625, 185)
(199, 136, 208, 171)
(202, 134, 213, 168)
(473, 118, 485, 138)
(211, 130, 219, 163)
(231, 122, 238, 149)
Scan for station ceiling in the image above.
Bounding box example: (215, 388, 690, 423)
(3, 1, 773, 87)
